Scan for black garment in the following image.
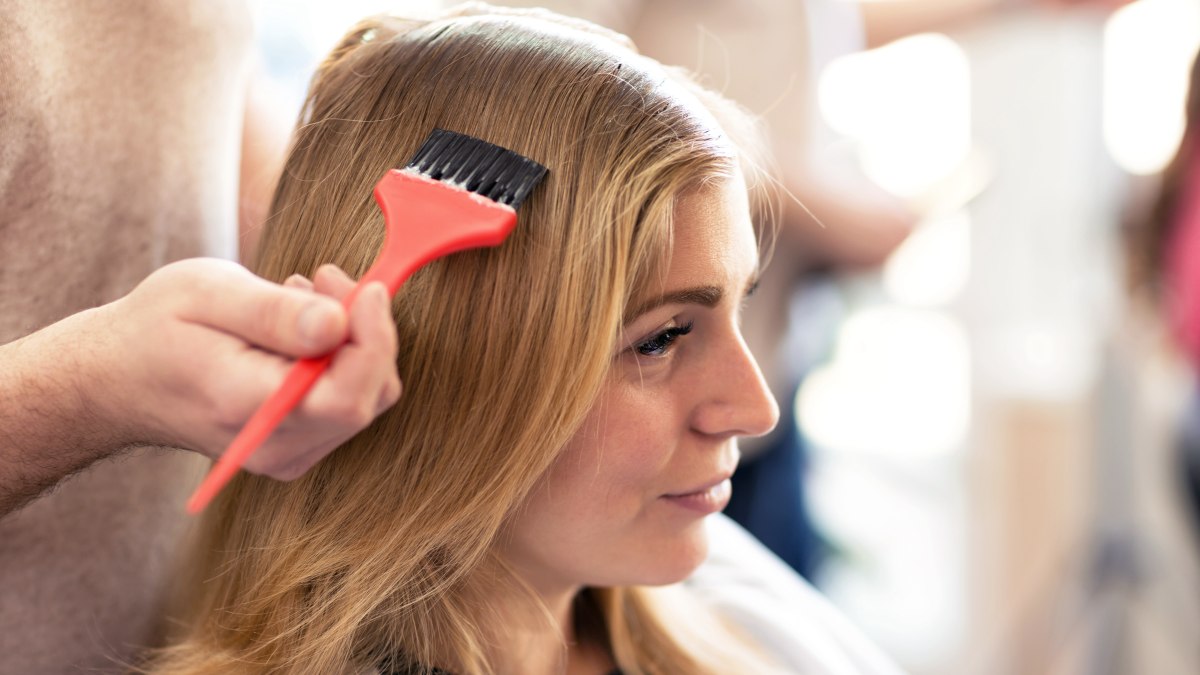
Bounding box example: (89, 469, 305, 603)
(1176, 386, 1200, 548)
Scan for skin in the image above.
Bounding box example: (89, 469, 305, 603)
(0, 262, 401, 516)
(495, 175, 780, 674)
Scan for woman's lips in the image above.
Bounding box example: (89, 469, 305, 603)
(661, 478, 732, 514)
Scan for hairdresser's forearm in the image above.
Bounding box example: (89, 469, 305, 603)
(0, 309, 124, 517)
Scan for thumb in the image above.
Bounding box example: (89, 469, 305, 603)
(178, 261, 349, 357)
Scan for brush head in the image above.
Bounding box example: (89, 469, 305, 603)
(404, 128, 548, 210)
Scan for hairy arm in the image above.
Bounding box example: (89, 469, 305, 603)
(0, 310, 122, 515)
(0, 260, 401, 519)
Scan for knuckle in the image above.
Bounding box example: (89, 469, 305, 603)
(158, 258, 203, 283)
(337, 388, 379, 429)
(134, 264, 188, 307)
(352, 398, 377, 428)
(245, 457, 287, 480)
(384, 375, 402, 406)
(244, 446, 300, 480)
(322, 391, 369, 428)
(273, 461, 310, 482)
(150, 260, 245, 318)
(284, 273, 314, 290)
(309, 376, 379, 429)
(167, 258, 234, 293)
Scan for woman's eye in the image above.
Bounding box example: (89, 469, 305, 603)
(634, 321, 694, 357)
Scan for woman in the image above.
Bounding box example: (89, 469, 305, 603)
(152, 6, 783, 673)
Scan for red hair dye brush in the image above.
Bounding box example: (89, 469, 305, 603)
(187, 129, 547, 514)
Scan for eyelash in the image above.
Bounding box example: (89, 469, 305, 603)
(635, 321, 694, 357)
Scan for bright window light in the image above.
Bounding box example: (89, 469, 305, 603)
(818, 34, 972, 198)
(1103, 0, 1200, 175)
(798, 307, 970, 459)
(883, 211, 971, 307)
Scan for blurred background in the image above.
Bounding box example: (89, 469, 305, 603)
(250, 1, 1200, 673)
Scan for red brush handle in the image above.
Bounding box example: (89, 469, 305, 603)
(186, 171, 516, 514)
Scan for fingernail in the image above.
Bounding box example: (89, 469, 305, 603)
(285, 274, 312, 289)
(298, 301, 335, 349)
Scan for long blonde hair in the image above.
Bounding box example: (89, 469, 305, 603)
(152, 6, 776, 674)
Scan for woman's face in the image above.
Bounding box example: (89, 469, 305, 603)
(500, 176, 779, 593)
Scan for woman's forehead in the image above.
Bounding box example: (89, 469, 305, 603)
(639, 177, 758, 303)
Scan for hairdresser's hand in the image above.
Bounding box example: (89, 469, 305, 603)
(94, 258, 402, 480)
(0, 259, 399, 515)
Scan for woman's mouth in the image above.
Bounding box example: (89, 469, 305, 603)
(661, 478, 732, 514)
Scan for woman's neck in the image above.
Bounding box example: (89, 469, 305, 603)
(485, 580, 615, 675)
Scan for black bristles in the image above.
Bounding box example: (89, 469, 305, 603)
(405, 128, 548, 209)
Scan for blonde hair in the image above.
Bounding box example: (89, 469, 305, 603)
(152, 6, 776, 674)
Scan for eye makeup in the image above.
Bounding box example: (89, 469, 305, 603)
(634, 320, 694, 357)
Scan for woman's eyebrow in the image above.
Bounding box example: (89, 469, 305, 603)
(628, 286, 723, 321)
(627, 273, 760, 321)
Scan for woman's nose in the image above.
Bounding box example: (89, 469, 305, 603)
(690, 331, 780, 439)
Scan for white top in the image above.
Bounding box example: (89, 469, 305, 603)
(688, 514, 907, 675)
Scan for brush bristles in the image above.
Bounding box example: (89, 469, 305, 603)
(405, 128, 548, 209)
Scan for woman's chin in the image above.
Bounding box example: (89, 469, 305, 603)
(631, 521, 711, 586)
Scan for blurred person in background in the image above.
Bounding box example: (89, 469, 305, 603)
(1129, 46, 1200, 542)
